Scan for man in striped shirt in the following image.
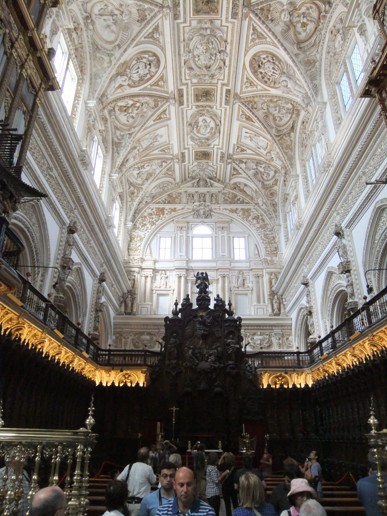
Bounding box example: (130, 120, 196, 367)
(156, 467, 215, 516)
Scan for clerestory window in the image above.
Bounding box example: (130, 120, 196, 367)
(192, 225, 213, 260)
(53, 34, 78, 115)
(337, 43, 365, 112)
(90, 137, 104, 187)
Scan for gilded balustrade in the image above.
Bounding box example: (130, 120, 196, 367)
(0, 399, 96, 515)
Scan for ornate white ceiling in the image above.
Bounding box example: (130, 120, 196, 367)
(46, 0, 338, 263)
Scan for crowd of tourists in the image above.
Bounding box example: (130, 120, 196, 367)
(2, 442, 384, 515)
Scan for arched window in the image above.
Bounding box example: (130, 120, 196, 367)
(192, 224, 212, 260)
(90, 136, 104, 187)
(112, 200, 120, 236)
(53, 34, 78, 115)
(337, 42, 366, 113)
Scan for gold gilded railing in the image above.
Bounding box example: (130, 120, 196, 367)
(0, 399, 96, 515)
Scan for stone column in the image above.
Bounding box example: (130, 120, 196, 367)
(146, 273, 153, 302)
(140, 274, 147, 303)
(180, 272, 186, 301)
(225, 274, 230, 302)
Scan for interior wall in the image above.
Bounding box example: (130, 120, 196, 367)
(0, 333, 385, 479)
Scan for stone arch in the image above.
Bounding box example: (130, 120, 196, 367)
(321, 268, 347, 333)
(66, 265, 87, 328)
(139, 210, 267, 262)
(294, 306, 310, 351)
(363, 199, 387, 294)
(9, 204, 50, 291)
(98, 304, 112, 349)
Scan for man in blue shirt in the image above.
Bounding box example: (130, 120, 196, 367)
(139, 462, 177, 516)
(357, 458, 387, 516)
(156, 467, 215, 516)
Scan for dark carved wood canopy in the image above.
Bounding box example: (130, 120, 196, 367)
(149, 272, 261, 450)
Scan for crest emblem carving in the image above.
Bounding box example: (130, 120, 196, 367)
(185, 24, 227, 81)
(109, 51, 160, 92)
(249, 52, 283, 88)
(91, 1, 122, 45)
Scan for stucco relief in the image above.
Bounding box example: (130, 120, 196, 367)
(227, 206, 279, 258)
(249, 23, 267, 46)
(154, 189, 183, 204)
(143, 23, 163, 45)
(241, 129, 271, 157)
(119, 128, 168, 171)
(281, 1, 321, 47)
(109, 96, 164, 129)
(190, 162, 216, 185)
(185, 23, 227, 81)
(192, 0, 220, 17)
(228, 182, 255, 204)
(189, 109, 220, 144)
(108, 51, 161, 93)
(89, 1, 150, 47)
(128, 206, 180, 258)
(244, 332, 292, 351)
(249, 52, 283, 88)
(127, 161, 163, 185)
(248, 51, 308, 103)
(244, 96, 297, 137)
(236, 160, 280, 192)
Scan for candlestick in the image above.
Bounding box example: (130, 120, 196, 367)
(156, 421, 160, 434)
(242, 424, 245, 434)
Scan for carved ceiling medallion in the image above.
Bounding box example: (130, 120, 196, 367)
(249, 52, 283, 88)
(189, 108, 220, 144)
(185, 24, 227, 80)
(288, 2, 321, 46)
(90, 1, 144, 47)
(90, 1, 123, 45)
(109, 51, 161, 92)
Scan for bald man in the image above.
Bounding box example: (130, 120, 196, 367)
(30, 485, 66, 516)
(156, 467, 215, 516)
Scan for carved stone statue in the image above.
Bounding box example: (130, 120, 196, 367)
(272, 294, 281, 315)
(345, 271, 356, 301)
(120, 290, 132, 314)
(159, 271, 168, 288)
(334, 224, 349, 262)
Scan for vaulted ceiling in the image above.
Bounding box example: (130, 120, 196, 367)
(47, 0, 336, 262)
